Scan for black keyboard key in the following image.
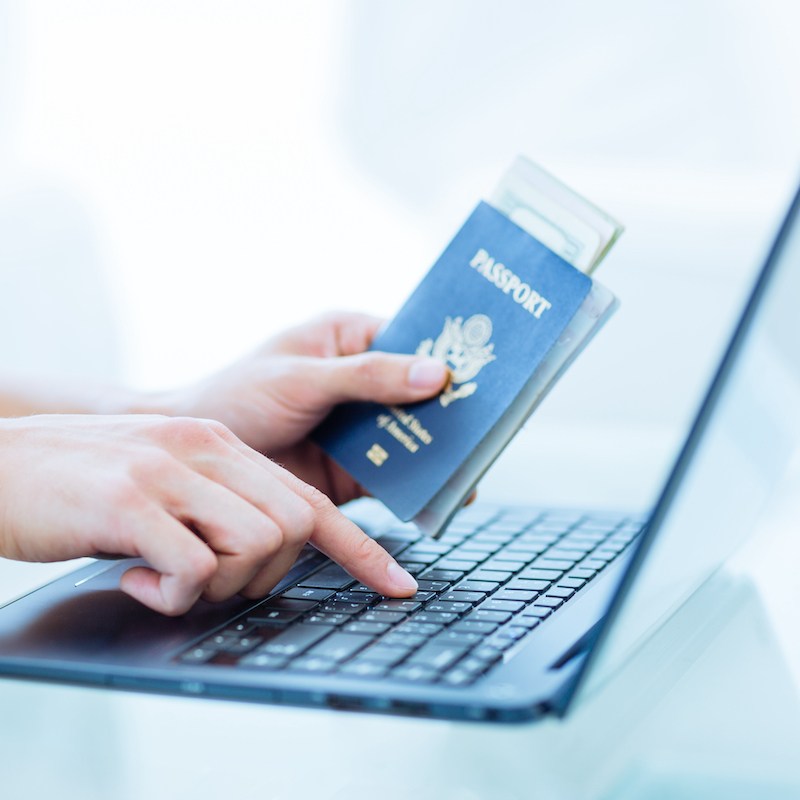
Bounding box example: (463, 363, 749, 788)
(298, 572, 355, 590)
(238, 652, 288, 669)
(518, 569, 561, 582)
(468, 609, 512, 625)
(568, 568, 598, 580)
(453, 580, 500, 595)
(414, 580, 451, 593)
(546, 586, 575, 599)
(342, 621, 392, 636)
(382, 632, 427, 649)
(247, 608, 306, 624)
(522, 606, 553, 619)
(305, 632, 371, 662)
(529, 559, 574, 572)
(394, 621, 444, 637)
(359, 611, 406, 625)
(557, 577, 586, 589)
(496, 626, 527, 641)
(258, 597, 317, 613)
(259, 624, 331, 657)
(406, 591, 436, 602)
(450, 620, 498, 635)
(405, 642, 470, 672)
(436, 559, 481, 571)
(439, 591, 485, 605)
(219, 636, 262, 655)
(333, 591, 380, 604)
(419, 569, 466, 582)
(303, 612, 350, 626)
(423, 601, 471, 615)
(411, 611, 458, 625)
(493, 589, 539, 603)
(281, 586, 336, 602)
(374, 599, 422, 613)
(318, 601, 368, 615)
(398, 551, 439, 565)
(391, 665, 439, 683)
(395, 562, 429, 575)
(469, 569, 515, 583)
(432, 630, 484, 647)
(533, 596, 564, 609)
(405, 541, 451, 555)
(478, 599, 525, 614)
(506, 578, 551, 592)
(339, 661, 389, 678)
(376, 536, 416, 556)
(290, 656, 337, 673)
(354, 645, 411, 666)
(179, 646, 217, 664)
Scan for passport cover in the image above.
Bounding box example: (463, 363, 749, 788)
(314, 201, 593, 523)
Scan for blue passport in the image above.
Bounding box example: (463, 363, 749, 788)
(314, 201, 595, 535)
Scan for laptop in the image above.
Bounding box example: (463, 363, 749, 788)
(0, 183, 798, 723)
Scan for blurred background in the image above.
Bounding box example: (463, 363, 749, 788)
(1, 0, 799, 509)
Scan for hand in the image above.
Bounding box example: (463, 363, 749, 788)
(146, 312, 449, 503)
(0, 414, 419, 615)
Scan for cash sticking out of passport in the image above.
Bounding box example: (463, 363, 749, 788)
(315, 156, 624, 538)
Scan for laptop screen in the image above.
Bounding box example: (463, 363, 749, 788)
(574, 184, 800, 700)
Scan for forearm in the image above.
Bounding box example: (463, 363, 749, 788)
(0, 375, 150, 418)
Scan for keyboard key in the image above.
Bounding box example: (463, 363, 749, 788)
(468, 609, 512, 624)
(580, 559, 608, 571)
(436, 559, 481, 571)
(342, 621, 392, 636)
(423, 601, 471, 615)
(440, 669, 478, 687)
(468, 569, 515, 583)
(529, 559, 574, 572)
(391, 665, 439, 684)
(533, 596, 564, 609)
(258, 597, 317, 613)
(238, 652, 288, 669)
(506, 578, 551, 592)
(318, 601, 367, 615)
(522, 606, 553, 619)
(518, 569, 561, 582)
(396, 562, 430, 575)
(419, 569, 466, 582)
(281, 586, 336, 602)
(496, 626, 528, 641)
(394, 622, 444, 637)
(493, 589, 539, 603)
(478, 599, 525, 614)
(411, 611, 459, 625)
(439, 591, 485, 605)
(306, 632, 371, 662)
(298, 570, 355, 590)
(375, 535, 417, 556)
(179, 646, 217, 664)
(453, 580, 500, 594)
(219, 636, 262, 655)
(432, 630, 484, 647)
(359, 611, 406, 625)
(557, 577, 586, 590)
(260, 624, 331, 657)
(568, 568, 598, 580)
(382, 632, 427, 649)
(450, 620, 498, 635)
(289, 656, 336, 674)
(398, 551, 439, 565)
(334, 591, 380, 604)
(415, 580, 451, 593)
(374, 600, 422, 613)
(546, 586, 575, 599)
(303, 612, 350, 627)
(354, 645, 411, 666)
(247, 608, 306, 625)
(339, 662, 389, 679)
(407, 591, 437, 603)
(405, 642, 470, 672)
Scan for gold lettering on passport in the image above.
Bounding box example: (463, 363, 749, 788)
(417, 314, 496, 408)
(468, 248, 553, 318)
(375, 413, 420, 454)
(388, 406, 433, 445)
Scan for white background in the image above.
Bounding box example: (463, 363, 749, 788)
(1, 0, 799, 507)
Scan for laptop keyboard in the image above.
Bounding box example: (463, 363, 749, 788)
(177, 505, 645, 687)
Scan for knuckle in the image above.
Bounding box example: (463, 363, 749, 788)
(158, 417, 231, 451)
(352, 353, 384, 389)
(345, 533, 381, 570)
(184, 545, 218, 585)
(253, 518, 284, 559)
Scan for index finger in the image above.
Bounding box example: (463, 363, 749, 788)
(306, 489, 419, 597)
(221, 431, 418, 596)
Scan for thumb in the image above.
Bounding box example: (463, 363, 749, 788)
(317, 352, 449, 406)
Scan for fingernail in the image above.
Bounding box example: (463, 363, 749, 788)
(407, 358, 448, 389)
(387, 561, 418, 593)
